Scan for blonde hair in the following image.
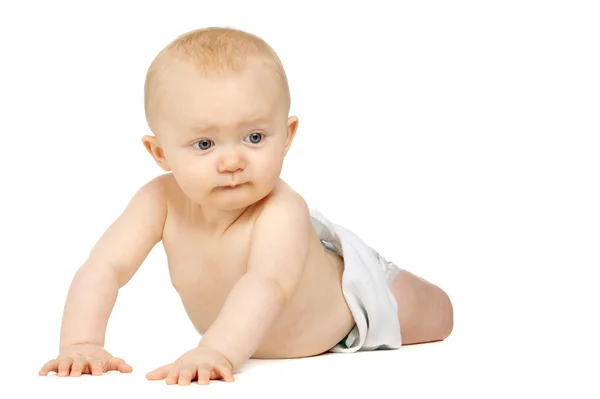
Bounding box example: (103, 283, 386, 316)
(144, 26, 290, 123)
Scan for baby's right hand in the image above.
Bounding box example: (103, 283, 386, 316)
(38, 343, 133, 377)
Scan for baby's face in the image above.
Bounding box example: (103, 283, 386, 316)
(149, 57, 295, 211)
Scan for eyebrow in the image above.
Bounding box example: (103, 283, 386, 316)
(190, 117, 270, 133)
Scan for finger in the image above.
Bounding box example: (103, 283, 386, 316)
(89, 357, 103, 376)
(217, 366, 235, 383)
(117, 362, 133, 373)
(39, 359, 60, 376)
(57, 358, 74, 377)
(166, 364, 182, 385)
(196, 367, 212, 385)
(177, 364, 196, 386)
(146, 363, 173, 381)
(70, 357, 86, 377)
(107, 357, 133, 373)
(117, 363, 133, 373)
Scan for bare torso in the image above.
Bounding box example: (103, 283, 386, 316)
(160, 176, 355, 359)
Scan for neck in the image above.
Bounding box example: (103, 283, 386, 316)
(194, 203, 252, 236)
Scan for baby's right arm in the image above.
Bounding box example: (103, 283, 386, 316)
(58, 175, 168, 351)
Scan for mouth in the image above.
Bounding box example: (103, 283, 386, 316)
(219, 183, 246, 190)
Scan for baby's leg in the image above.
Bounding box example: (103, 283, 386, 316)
(388, 268, 453, 345)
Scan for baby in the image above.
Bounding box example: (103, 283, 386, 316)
(38, 27, 453, 385)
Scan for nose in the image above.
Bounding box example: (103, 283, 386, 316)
(217, 148, 246, 173)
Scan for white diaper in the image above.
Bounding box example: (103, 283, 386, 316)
(309, 209, 403, 352)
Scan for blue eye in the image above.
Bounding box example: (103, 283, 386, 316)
(193, 139, 213, 150)
(245, 132, 263, 144)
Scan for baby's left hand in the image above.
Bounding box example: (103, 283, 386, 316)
(146, 345, 235, 385)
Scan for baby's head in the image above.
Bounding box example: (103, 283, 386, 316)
(142, 27, 298, 211)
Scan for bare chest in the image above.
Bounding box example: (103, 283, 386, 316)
(161, 217, 254, 328)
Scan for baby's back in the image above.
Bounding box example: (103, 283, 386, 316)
(160, 175, 354, 358)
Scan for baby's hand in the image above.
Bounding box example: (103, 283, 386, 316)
(146, 345, 235, 385)
(38, 343, 133, 377)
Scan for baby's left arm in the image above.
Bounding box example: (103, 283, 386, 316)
(199, 194, 312, 370)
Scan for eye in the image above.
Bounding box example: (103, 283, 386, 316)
(245, 132, 264, 144)
(193, 139, 213, 150)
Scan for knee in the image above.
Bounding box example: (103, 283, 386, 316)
(392, 270, 454, 344)
(438, 289, 454, 340)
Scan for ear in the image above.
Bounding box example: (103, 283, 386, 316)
(142, 134, 171, 171)
(284, 115, 299, 156)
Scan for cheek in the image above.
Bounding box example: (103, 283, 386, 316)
(166, 154, 211, 190)
(252, 151, 283, 180)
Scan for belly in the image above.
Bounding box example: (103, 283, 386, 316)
(252, 249, 355, 358)
(172, 268, 243, 334)
(171, 236, 354, 359)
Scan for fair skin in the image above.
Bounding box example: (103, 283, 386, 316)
(38, 55, 453, 385)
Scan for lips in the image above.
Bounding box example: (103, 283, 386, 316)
(220, 183, 246, 189)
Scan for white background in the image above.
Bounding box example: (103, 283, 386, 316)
(1, 0, 598, 397)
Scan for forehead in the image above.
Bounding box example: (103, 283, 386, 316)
(158, 58, 283, 128)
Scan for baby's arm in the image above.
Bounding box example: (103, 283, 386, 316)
(199, 193, 311, 370)
(59, 176, 168, 351)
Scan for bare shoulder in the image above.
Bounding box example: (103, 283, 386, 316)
(251, 179, 313, 253)
(247, 180, 312, 299)
(86, 173, 173, 285)
(145, 172, 178, 198)
(255, 180, 311, 223)
(144, 172, 188, 213)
